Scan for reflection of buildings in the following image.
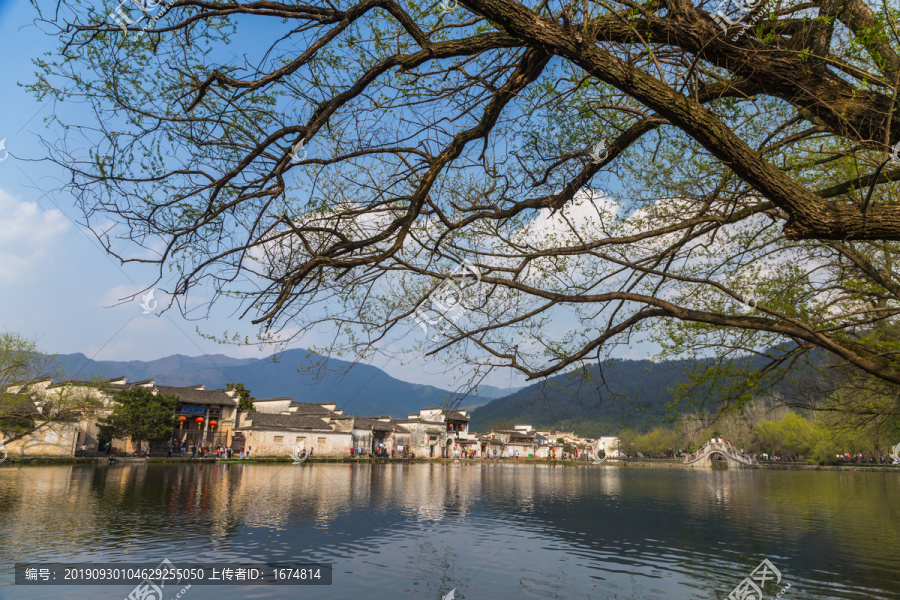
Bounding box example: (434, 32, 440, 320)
(3, 464, 897, 600)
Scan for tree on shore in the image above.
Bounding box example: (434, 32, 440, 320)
(0, 332, 103, 444)
(226, 382, 256, 412)
(98, 388, 179, 452)
(28, 1, 900, 421)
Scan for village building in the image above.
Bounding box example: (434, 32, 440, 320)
(237, 412, 352, 457)
(1, 377, 120, 458)
(350, 417, 399, 455)
(395, 408, 474, 458)
(232, 399, 420, 457)
(2, 376, 616, 460)
(152, 384, 239, 454)
(486, 426, 541, 458)
(0, 382, 83, 458)
(235, 398, 352, 457)
(594, 436, 620, 458)
(476, 432, 503, 457)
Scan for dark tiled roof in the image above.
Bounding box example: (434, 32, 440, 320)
(103, 378, 155, 391)
(390, 420, 410, 433)
(445, 411, 470, 421)
(155, 385, 237, 406)
(244, 412, 334, 431)
(291, 402, 334, 415)
(353, 417, 394, 431)
(0, 393, 40, 416)
(395, 418, 445, 426)
(47, 380, 104, 389)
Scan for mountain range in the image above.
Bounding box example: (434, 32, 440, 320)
(469, 350, 823, 436)
(469, 359, 698, 435)
(55, 348, 815, 434)
(55, 349, 519, 418)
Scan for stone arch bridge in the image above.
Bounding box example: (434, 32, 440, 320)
(684, 440, 758, 467)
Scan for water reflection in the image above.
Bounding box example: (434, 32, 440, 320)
(0, 463, 897, 600)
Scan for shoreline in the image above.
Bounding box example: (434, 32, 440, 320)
(2, 456, 898, 472)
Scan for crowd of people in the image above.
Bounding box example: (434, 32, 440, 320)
(351, 446, 417, 458)
(161, 441, 254, 459)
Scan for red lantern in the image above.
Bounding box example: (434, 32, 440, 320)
(178, 416, 187, 430)
(196, 417, 204, 429)
(209, 420, 217, 431)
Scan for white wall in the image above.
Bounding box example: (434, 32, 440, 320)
(241, 430, 352, 457)
(1, 423, 80, 458)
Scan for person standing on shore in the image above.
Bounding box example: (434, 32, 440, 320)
(247, 446, 252, 458)
(80, 444, 86, 457)
(240, 445, 245, 459)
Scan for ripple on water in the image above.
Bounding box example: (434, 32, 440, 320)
(0, 464, 898, 600)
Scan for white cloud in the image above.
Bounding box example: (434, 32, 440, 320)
(0, 188, 70, 283)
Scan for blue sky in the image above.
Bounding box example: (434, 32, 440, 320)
(0, 0, 532, 391)
(0, 0, 652, 392)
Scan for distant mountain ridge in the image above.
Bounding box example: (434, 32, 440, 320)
(54, 349, 516, 418)
(53, 349, 817, 431)
(469, 352, 821, 435)
(470, 359, 695, 434)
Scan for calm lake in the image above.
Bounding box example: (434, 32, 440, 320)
(0, 462, 898, 600)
